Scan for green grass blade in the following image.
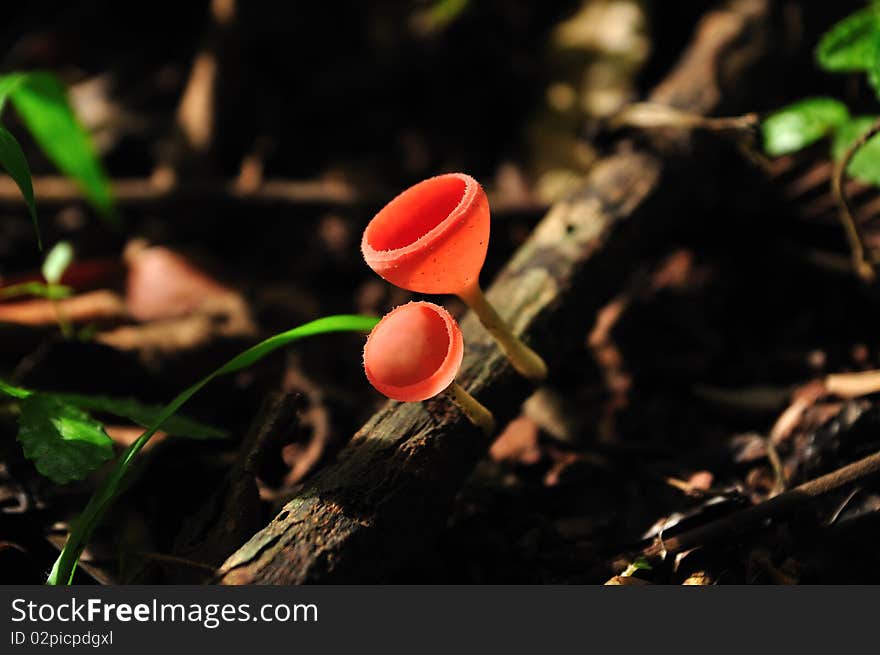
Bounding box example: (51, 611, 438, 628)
(47, 314, 378, 585)
(0, 124, 39, 248)
(53, 393, 227, 439)
(0, 73, 26, 111)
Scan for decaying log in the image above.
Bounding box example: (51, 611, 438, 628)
(216, 0, 782, 584)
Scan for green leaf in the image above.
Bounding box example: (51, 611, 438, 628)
(620, 555, 653, 578)
(42, 241, 73, 285)
(869, 51, 880, 101)
(421, 0, 470, 32)
(0, 73, 25, 112)
(631, 555, 652, 571)
(1, 72, 114, 220)
(17, 394, 113, 485)
(816, 6, 880, 72)
(0, 376, 224, 439)
(53, 394, 227, 439)
(761, 98, 850, 156)
(850, 149, 880, 184)
(832, 115, 880, 185)
(0, 379, 31, 399)
(213, 315, 379, 376)
(48, 313, 379, 585)
(0, 124, 39, 247)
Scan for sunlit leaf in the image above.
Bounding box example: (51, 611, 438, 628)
(869, 50, 880, 101)
(1, 72, 114, 220)
(761, 98, 850, 156)
(0, 73, 25, 112)
(0, 124, 39, 247)
(816, 6, 880, 72)
(42, 241, 73, 285)
(17, 394, 114, 484)
(0, 379, 31, 399)
(832, 115, 880, 186)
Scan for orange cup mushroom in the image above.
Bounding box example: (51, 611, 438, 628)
(363, 301, 494, 433)
(361, 173, 547, 380)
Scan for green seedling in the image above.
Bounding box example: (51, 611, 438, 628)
(47, 313, 379, 585)
(759, 2, 880, 281)
(619, 556, 652, 578)
(0, 241, 76, 336)
(615, 4, 880, 282)
(42, 241, 74, 337)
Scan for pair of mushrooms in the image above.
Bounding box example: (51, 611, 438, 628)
(361, 173, 547, 434)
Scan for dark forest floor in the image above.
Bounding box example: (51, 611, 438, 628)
(2, 0, 879, 585)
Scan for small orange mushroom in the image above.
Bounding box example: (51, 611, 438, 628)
(363, 301, 494, 433)
(362, 173, 547, 380)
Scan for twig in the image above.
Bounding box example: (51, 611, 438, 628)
(0, 176, 545, 214)
(609, 102, 760, 133)
(826, 487, 862, 527)
(831, 116, 880, 283)
(765, 437, 786, 494)
(640, 448, 880, 561)
(825, 369, 880, 399)
(0, 176, 358, 207)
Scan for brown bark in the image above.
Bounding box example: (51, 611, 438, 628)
(216, 0, 782, 584)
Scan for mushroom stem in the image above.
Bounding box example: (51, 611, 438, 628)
(458, 283, 548, 381)
(447, 382, 495, 435)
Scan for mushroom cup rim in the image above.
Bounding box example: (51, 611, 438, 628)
(361, 172, 480, 268)
(363, 300, 464, 402)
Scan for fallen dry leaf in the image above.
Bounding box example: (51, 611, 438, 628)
(124, 240, 236, 321)
(96, 294, 254, 359)
(682, 571, 712, 585)
(104, 425, 169, 451)
(489, 415, 541, 465)
(0, 290, 125, 326)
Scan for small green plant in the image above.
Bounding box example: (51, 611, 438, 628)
(1, 240, 74, 299)
(760, 2, 880, 280)
(0, 378, 226, 484)
(46, 314, 378, 585)
(40, 240, 74, 337)
(0, 241, 78, 336)
(614, 3, 880, 283)
(0, 71, 115, 248)
(618, 555, 652, 578)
